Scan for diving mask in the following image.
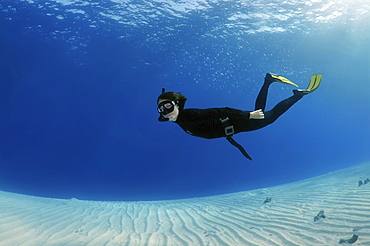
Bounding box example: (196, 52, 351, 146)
(157, 101, 175, 115)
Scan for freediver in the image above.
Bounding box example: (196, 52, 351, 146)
(156, 73, 322, 160)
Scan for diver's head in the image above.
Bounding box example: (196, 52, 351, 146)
(157, 92, 187, 121)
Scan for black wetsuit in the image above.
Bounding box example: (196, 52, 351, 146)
(160, 79, 304, 159)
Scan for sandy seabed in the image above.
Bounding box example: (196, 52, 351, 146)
(1, 162, 370, 246)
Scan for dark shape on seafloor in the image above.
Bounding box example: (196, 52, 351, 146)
(263, 197, 272, 204)
(358, 178, 370, 186)
(314, 210, 325, 221)
(339, 235, 359, 244)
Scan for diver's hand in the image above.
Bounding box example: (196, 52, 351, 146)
(250, 109, 265, 119)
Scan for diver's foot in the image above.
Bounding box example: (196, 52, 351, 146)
(264, 73, 298, 87)
(293, 89, 305, 97)
(295, 74, 322, 94)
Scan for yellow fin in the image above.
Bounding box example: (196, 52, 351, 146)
(296, 74, 322, 94)
(269, 73, 298, 87)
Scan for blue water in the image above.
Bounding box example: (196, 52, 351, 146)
(0, 0, 369, 201)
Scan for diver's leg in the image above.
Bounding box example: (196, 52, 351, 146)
(264, 91, 304, 125)
(254, 74, 273, 111)
(246, 92, 304, 131)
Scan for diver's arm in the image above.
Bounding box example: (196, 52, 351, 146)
(250, 109, 265, 119)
